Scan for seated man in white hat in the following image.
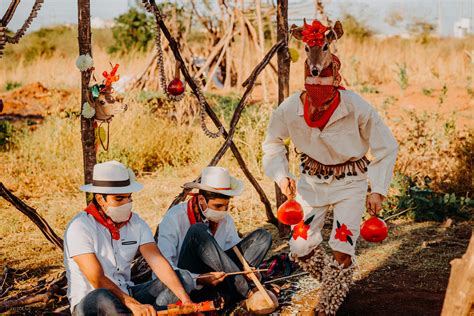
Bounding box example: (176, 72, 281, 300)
(157, 166, 272, 307)
(63, 160, 193, 315)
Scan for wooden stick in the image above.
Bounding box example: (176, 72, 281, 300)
(263, 271, 309, 284)
(232, 247, 274, 306)
(194, 268, 269, 279)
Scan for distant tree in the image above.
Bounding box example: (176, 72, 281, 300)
(408, 18, 435, 43)
(385, 10, 404, 29)
(108, 3, 187, 55)
(341, 13, 374, 40)
(108, 7, 154, 54)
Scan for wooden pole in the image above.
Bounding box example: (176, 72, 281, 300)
(255, 0, 268, 103)
(78, 0, 96, 203)
(441, 234, 474, 316)
(276, 0, 290, 235)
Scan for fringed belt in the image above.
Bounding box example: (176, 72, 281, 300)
(300, 153, 370, 180)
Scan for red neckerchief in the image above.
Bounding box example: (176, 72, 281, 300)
(303, 55, 345, 129)
(84, 202, 131, 240)
(186, 195, 218, 235)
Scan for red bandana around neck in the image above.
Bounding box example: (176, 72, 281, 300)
(84, 202, 131, 240)
(186, 195, 218, 235)
(303, 54, 345, 129)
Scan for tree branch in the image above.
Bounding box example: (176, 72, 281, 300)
(0, 183, 63, 250)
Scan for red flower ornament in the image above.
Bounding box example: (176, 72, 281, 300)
(302, 19, 328, 47)
(335, 220, 353, 245)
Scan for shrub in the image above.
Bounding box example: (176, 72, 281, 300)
(340, 13, 374, 40)
(0, 121, 15, 150)
(108, 7, 155, 55)
(385, 173, 472, 222)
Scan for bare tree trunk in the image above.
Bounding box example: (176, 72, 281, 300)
(237, 1, 246, 86)
(276, 0, 291, 236)
(78, 0, 95, 204)
(255, 0, 268, 103)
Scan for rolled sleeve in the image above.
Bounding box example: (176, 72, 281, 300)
(136, 216, 155, 246)
(262, 107, 291, 184)
(360, 107, 398, 197)
(64, 219, 95, 258)
(158, 216, 203, 290)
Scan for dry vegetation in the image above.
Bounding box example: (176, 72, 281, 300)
(0, 14, 472, 314)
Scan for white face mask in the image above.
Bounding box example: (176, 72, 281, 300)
(202, 207, 227, 223)
(105, 202, 133, 223)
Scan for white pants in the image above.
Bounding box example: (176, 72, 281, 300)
(289, 173, 368, 257)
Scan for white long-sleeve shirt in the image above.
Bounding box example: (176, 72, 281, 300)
(262, 90, 398, 196)
(156, 202, 241, 290)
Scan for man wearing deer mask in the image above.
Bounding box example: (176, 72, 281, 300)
(262, 19, 398, 315)
(157, 166, 272, 308)
(64, 160, 192, 315)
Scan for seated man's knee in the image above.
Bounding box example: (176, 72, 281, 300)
(254, 228, 272, 244)
(188, 223, 209, 236)
(88, 288, 116, 302)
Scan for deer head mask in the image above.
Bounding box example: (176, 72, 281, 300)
(290, 19, 344, 78)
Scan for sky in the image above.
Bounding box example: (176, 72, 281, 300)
(4, 0, 474, 37)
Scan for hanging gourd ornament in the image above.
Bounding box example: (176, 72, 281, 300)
(167, 61, 185, 96)
(277, 199, 304, 225)
(360, 216, 388, 242)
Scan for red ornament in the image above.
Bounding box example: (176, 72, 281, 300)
(360, 216, 388, 242)
(292, 220, 310, 240)
(277, 200, 304, 225)
(102, 63, 120, 88)
(167, 78, 185, 96)
(301, 19, 328, 47)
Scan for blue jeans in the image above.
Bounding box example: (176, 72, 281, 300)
(177, 224, 272, 306)
(72, 275, 186, 316)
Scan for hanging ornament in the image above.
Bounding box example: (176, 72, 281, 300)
(288, 47, 299, 63)
(277, 199, 304, 225)
(94, 123, 109, 152)
(360, 216, 388, 242)
(151, 6, 222, 138)
(167, 61, 185, 96)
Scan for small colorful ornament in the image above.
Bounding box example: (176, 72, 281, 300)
(277, 199, 304, 225)
(102, 63, 120, 89)
(76, 54, 94, 72)
(360, 216, 388, 242)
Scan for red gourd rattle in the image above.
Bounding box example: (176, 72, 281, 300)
(277, 185, 304, 225)
(360, 216, 388, 242)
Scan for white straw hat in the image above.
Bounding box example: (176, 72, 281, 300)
(183, 166, 244, 197)
(80, 160, 143, 194)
